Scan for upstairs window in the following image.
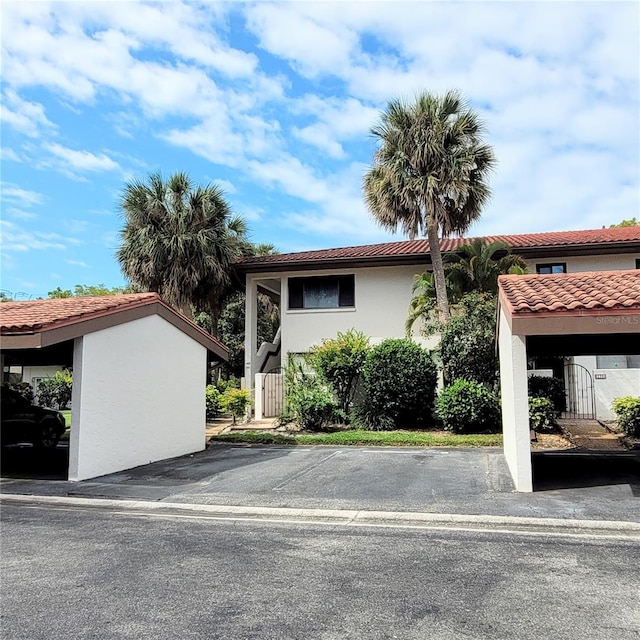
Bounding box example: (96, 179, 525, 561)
(636, 258, 640, 269)
(288, 275, 355, 310)
(536, 263, 566, 274)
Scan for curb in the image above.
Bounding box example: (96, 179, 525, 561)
(2, 494, 639, 539)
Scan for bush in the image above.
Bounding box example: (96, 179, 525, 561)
(7, 382, 34, 403)
(36, 370, 73, 409)
(439, 293, 498, 387)
(435, 379, 501, 433)
(205, 385, 223, 420)
(361, 339, 438, 429)
(528, 397, 557, 433)
(221, 388, 252, 424)
(280, 362, 341, 431)
(350, 401, 396, 432)
(528, 375, 566, 413)
(611, 396, 640, 437)
(307, 329, 369, 419)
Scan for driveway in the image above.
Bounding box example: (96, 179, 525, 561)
(2, 443, 638, 522)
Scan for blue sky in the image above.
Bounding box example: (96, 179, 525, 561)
(1, 1, 638, 300)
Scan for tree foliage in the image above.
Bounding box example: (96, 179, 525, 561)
(609, 218, 638, 227)
(117, 171, 244, 319)
(361, 338, 438, 429)
(438, 292, 498, 387)
(435, 379, 501, 433)
(406, 239, 526, 333)
(363, 90, 496, 323)
(307, 329, 370, 419)
(48, 284, 135, 298)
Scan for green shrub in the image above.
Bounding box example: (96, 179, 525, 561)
(350, 400, 396, 432)
(221, 388, 251, 424)
(528, 397, 557, 433)
(36, 369, 73, 409)
(7, 382, 34, 403)
(611, 396, 640, 437)
(307, 329, 369, 419)
(362, 339, 438, 429)
(280, 362, 341, 431)
(205, 385, 223, 420)
(439, 293, 498, 387)
(435, 379, 501, 433)
(528, 375, 566, 413)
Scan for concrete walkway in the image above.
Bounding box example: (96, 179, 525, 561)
(559, 419, 626, 451)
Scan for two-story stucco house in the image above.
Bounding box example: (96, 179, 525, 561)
(236, 227, 640, 419)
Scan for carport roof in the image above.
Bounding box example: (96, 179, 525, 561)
(0, 293, 229, 360)
(498, 270, 640, 337)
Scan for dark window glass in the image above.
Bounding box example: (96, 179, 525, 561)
(635, 258, 639, 269)
(536, 263, 566, 274)
(288, 275, 355, 310)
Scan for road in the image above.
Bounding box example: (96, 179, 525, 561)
(2, 502, 639, 640)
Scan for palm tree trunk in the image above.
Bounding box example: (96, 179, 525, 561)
(426, 213, 450, 324)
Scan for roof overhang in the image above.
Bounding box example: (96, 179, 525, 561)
(1, 298, 229, 362)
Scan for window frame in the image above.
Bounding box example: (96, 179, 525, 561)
(287, 274, 355, 311)
(535, 262, 567, 275)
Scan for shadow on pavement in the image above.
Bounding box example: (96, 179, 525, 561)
(1, 443, 69, 481)
(532, 450, 640, 494)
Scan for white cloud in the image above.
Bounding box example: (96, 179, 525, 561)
(65, 259, 89, 268)
(1, 184, 43, 206)
(43, 143, 120, 173)
(6, 207, 38, 221)
(0, 89, 56, 137)
(0, 220, 68, 252)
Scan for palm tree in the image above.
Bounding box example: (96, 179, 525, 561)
(117, 171, 243, 321)
(363, 90, 496, 322)
(445, 238, 528, 299)
(405, 239, 527, 333)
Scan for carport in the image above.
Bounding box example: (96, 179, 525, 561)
(1, 294, 228, 481)
(497, 270, 640, 491)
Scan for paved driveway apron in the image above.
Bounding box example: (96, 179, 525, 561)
(2, 444, 638, 521)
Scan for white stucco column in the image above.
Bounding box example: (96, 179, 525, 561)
(498, 306, 533, 492)
(68, 336, 84, 482)
(244, 276, 258, 393)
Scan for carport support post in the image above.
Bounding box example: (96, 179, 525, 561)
(68, 336, 83, 482)
(498, 307, 533, 492)
(244, 277, 258, 411)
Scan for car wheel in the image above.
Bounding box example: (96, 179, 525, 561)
(34, 419, 61, 450)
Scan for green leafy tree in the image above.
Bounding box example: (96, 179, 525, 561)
(438, 292, 498, 388)
(221, 387, 252, 425)
(307, 329, 370, 419)
(48, 284, 135, 299)
(363, 90, 496, 323)
(117, 171, 245, 321)
(609, 218, 638, 227)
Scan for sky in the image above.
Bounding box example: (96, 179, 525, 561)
(1, 1, 638, 300)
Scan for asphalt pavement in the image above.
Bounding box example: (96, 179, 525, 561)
(2, 503, 639, 640)
(1, 443, 638, 523)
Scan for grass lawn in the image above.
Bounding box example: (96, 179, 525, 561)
(210, 429, 502, 447)
(60, 410, 71, 440)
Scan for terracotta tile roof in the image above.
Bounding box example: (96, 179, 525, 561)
(0, 293, 229, 359)
(1, 293, 161, 333)
(498, 270, 640, 315)
(235, 226, 640, 272)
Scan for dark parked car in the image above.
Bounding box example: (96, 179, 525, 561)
(1, 386, 66, 449)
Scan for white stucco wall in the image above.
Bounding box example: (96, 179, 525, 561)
(68, 314, 207, 481)
(524, 253, 639, 274)
(498, 307, 533, 492)
(277, 265, 436, 357)
(594, 369, 640, 420)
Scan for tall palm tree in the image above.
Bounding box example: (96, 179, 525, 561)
(363, 90, 496, 322)
(117, 171, 243, 321)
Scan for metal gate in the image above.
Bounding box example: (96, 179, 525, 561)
(563, 363, 595, 419)
(261, 368, 283, 418)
